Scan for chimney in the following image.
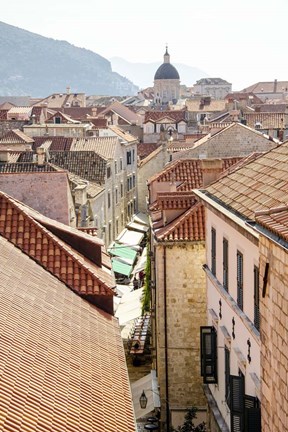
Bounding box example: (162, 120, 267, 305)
(274, 79, 277, 93)
(201, 159, 223, 187)
(36, 147, 45, 166)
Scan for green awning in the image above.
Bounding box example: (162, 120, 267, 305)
(108, 243, 137, 265)
(112, 258, 133, 277)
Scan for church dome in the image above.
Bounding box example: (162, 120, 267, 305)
(154, 63, 180, 80)
(154, 47, 180, 80)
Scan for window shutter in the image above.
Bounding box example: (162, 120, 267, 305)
(230, 375, 244, 432)
(200, 326, 217, 384)
(211, 228, 216, 276)
(237, 252, 243, 310)
(223, 238, 229, 290)
(254, 266, 260, 331)
(245, 395, 261, 432)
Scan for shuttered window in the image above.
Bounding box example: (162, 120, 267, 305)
(225, 347, 230, 406)
(200, 326, 217, 384)
(230, 374, 244, 432)
(245, 395, 261, 432)
(211, 228, 216, 276)
(237, 251, 243, 310)
(230, 374, 261, 432)
(254, 265, 260, 331)
(223, 238, 229, 291)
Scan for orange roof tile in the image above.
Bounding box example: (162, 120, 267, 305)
(0, 235, 136, 432)
(0, 192, 115, 313)
(154, 203, 205, 241)
(203, 140, 288, 220)
(255, 205, 288, 242)
(148, 158, 241, 191)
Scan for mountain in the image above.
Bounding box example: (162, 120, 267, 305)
(110, 57, 209, 89)
(0, 21, 139, 97)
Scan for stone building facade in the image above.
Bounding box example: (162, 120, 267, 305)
(255, 208, 288, 432)
(151, 241, 207, 429)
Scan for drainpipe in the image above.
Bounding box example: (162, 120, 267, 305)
(163, 245, 170, 432)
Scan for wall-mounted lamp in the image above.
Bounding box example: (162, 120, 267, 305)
(140, 390, 148, 409)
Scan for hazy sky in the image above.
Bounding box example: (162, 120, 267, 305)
(2, 0, 288, 90)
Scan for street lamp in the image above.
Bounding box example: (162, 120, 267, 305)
(140, 390, 148, 409)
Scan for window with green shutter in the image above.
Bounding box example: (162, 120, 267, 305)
(200, 326, 217, 384)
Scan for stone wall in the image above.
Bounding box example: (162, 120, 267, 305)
(259, 235, 288, 431)
(179, 123, 278, 159)
(137, 147, 169, 213)
(154, 242, 207, 428)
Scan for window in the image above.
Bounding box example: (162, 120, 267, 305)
(200, 326, 217, 384)
(127, 151, 131, 165)
(237, 251, 243, 310)
(225, 347, 230, 407)
(116, 219, 119, 235)
(108, 192, 111, 209)
(133, 198, 136, 213)
(230, 373, 261, 432)
(120, 183, 123, 197)
(254, 266, 260, 331)
(115, 188, 118, 204)
(108, 222, 112, 243)
(114, 161, 117, 174)
(132, 149, 135, 162)
(55, 116, 61, 124)
(230, 373, 244, 432)
(107, 166, 111, 178)
(120, 158, 123, 171)
(127, 178, 130, 191)
(132, 174, 136, 188)
(211, 228, 216, 276)
(223, 238, 229, 291)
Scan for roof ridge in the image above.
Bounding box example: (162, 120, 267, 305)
(0, 191, 114, 297)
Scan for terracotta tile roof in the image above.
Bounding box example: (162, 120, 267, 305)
(70, 137, 118, 159)
(0, 129, 34, 144)
(7, 106, 32, 114)
(154, 202, 205, 241)
(242, 81, 288, 93)
(0, 101, 15, 110)
(137, 142, 160, 161)
(49, 151, 107, 185)
(101, 100, 142, 125)
(32, 136, 73, 151)
(0, 235, 136, 432)
(144, 110, 187, 123)
(108, 125, 138, 143)
(203, 140, 288, 220)
(62, 106, 94, 120)
(0, 191, 115, 312)
(46, 110, 80, 124)
(147, 158, 241, 190)
(255, 205, 288, 242)
(0, 162, 57, 173)
(186, 99, 226, 112)
(155, 191, 197, 210)
(225, 92, 263, 104)
(90, 118, 108, 128)
(253, 103, 288, 113)
(138, 144, 163, 166)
